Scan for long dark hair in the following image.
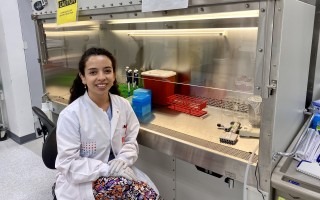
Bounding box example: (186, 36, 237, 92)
(69, 47, 120, 104)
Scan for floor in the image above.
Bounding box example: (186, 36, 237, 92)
(0, 137, 56, 200)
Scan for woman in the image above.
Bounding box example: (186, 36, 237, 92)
(55, 47, 159, 200)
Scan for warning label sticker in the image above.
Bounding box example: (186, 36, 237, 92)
(56, 0, 78, 25)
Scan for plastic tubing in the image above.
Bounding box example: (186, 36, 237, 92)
(243, 144, 259, 200)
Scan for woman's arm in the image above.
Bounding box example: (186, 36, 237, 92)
(114, 100, 139, 166)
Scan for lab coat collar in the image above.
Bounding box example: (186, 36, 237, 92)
(83, 92, 120, 138)
(83, 92, 105, 113)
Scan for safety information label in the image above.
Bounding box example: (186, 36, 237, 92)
(56, 0, 78, 25)
(142, 0, 188, 12)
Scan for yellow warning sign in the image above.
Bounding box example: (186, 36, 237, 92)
(56, 0, 78, 25)
(278, 197, 286, 200)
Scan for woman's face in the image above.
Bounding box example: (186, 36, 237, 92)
(80, 55, 115, 99)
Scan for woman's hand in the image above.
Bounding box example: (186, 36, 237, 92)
(108, 159, 128, 174)
(108, 159, 137, 180)
(112, 166, 137, 180)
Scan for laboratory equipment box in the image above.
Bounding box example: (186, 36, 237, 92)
(132, 89, 152, 119)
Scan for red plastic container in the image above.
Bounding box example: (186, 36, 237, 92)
(141, 70, 176, 105)
(167, 94, 207, 117)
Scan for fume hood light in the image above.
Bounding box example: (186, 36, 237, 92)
(114, 29, 226, 37)
(45, 30, 97, 37)
(128, 31, 225, 37)
(107, 10, 259, 24)
(43, 21, 99, 28)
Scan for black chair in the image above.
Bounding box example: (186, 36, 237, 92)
(42, 126, 57, 170)
(32, 106, 57, 169)
(32, 106, 55, 142)
(32, 106, 58, 200)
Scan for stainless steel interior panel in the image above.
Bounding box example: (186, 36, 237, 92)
(42, 2, 260, 104)
(41, 20, 101, 100)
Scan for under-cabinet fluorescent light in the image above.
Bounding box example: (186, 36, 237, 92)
(112, 27, 257, 37)
(107, 10, 259, 24)
(123, 29, 226, 37)
(43, 21, 99, 28)
(45, 30, 97, 37)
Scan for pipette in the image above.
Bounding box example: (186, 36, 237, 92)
(125, 66, 132, 96)
(133, 69, 139, 88)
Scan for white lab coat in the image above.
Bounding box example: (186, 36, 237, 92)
(55, 92, 158, 200)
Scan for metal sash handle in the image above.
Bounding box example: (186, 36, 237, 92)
(272, 114, 314, 161)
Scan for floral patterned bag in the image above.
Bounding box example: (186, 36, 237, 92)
(93, 176, 159, 200)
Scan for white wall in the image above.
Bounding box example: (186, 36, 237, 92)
(0, 0, 36, 141)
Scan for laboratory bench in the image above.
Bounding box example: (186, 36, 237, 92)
(49, 95, 260, 187)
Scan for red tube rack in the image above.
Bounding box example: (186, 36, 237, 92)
(167, 94, 207, 117)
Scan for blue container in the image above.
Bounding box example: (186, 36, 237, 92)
(312, 99, 320, 113)
(310, 113, 320, 129)
(132, 89, 152, 118)
(133, 88, 152, 98)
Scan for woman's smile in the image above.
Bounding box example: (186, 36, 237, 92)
(96, 83, 107, 89)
